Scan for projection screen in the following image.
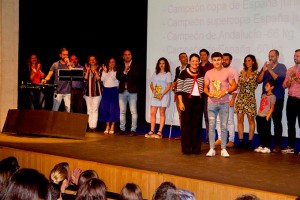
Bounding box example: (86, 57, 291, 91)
(146, 0, 300, 136)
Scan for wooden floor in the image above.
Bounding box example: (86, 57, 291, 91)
(0, 131, 299, 200)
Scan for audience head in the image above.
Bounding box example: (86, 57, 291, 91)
(77, 169, 99, 188)
(0, 156, 20, 192)
(177, 188, 196, 200)
(55, 162, 72, 182)
(0, 168, 48, 200)
(152, 181, 179, 200)
(75, 178, 107, 200)
(49, 164, 69, 193)
(0, 156, 20, 171)
(235, 194, 260, 200)
(119, 182, 143, 200)
(243, 54, 258, 72)
(46, 182, 62, 200)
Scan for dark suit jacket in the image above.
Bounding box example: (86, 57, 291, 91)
(116, 60, 140, 93)
(173, 64, 190, 82)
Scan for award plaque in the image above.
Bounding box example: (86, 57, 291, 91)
(153, 84, 162, 99)
(211, 80, 221, 97)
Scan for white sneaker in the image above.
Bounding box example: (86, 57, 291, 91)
(206, 148, 216, 157)
(261, 147, 271, 153)
(221, 149, 230, 158)
(254, 146, 263, 153)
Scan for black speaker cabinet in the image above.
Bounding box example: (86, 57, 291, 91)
(2, 109, 88, 139)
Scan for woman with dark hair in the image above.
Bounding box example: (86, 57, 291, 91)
(75, 178, 107, 200)
(0, 168, 48, 200)
(145, 57, 172, 139)
(235, 54, 259, 149)
(119, 183, 143, 200)
(176, 53, 205, 154)
(0, 156, 20, 192)
(46, 182, 62, 200)
(77, 169, 99, 189)
(99, 57, 120, 134)
(152, 181, 179, 200)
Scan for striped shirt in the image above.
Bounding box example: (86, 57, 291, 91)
(176, 68, 204, 97)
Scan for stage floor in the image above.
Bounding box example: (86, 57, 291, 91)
(0, 131, 299, 197)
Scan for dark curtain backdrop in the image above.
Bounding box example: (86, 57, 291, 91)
(18, 0, 148, 126)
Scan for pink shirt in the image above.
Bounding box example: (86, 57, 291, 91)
(283, 65, 300, 98)
(227, 66, 239, 94)
(205, 67, 235, 104)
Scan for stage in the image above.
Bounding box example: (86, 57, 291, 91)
(0, 131, 299, 200)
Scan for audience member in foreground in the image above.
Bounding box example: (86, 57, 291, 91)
(77, 169, 99, 189)
(0, 168, 48, 200)
(119, 182, 143, 200)
(0, 156, 20, 192)
(235, 193, 260, 200)
(152, 181, 179, 200)
(75, 178, 107, 200)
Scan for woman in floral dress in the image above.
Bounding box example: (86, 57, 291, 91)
(235, 54, 259, 149)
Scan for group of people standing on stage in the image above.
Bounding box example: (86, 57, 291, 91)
(23, 48, 139, 135)
(150, 48, 300, 157)
(23, 47, 300, 157)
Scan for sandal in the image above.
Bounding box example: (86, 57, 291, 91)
(109, 130, 114, 134)
(145, 130, 155, 138)
(152, 131, 162, 139)
(104, 130, 109, 134)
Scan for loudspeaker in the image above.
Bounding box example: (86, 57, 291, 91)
(2, 109, 88, 139)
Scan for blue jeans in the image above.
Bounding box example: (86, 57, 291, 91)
(208, 103, 229, 149)
(119, 90, 138, 132)
(52, 93, 71, 112)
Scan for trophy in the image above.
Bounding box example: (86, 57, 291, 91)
(211, 80, 221, 97)
(153, 84, 162, 99)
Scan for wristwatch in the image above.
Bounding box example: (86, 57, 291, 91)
(225, 90, 228, 94)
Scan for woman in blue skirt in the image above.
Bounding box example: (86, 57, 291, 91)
(99, 57, 120, 134)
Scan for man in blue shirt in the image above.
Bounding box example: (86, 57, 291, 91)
(257, 49, 287, 153)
